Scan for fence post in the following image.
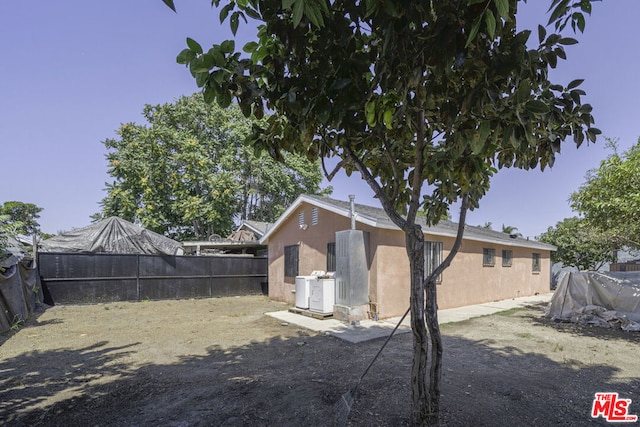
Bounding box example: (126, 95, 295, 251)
(136, 254, 140, 301)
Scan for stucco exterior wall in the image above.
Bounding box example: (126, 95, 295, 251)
(267, 201, 552, 318)
(268, 203, 359, 304)
(437, 239, 551, 310)
(369, 231, 551, 318)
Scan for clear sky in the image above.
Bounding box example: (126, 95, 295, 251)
(1, 1, 638, 239)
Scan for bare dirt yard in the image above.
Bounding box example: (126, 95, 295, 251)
(1, 295, 639, 426)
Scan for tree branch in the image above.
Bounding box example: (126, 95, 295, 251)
(322, 158, 345, 181)
(383, 139, 401, 202)
(407, 109, 425, 224)
(346, 147, 409, 231)
(425, 192, 469, 286)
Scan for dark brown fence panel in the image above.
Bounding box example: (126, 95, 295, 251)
(38, 253, 267, 304)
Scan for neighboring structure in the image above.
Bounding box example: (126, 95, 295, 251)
(39, 217, 182, 255)
(181, 220, 270, 256)
(260, 194, 555, 320)
(608, 249, 640, 272)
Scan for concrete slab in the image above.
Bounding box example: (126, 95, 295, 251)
(266, 310, 411, 344)
(266, 293, 553, 343)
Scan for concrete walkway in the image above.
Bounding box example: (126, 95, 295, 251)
(266, 293, 553, 344)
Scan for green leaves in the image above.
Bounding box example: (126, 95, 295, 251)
(176, 49, 196, 65)
(186, 38, 203, 54)
(176, 0, 600, 237)
(494, 0, 509, 20)
(466, 0, 512, 46)
(282, 0, 328, 27)
(547, 0, 593, 33)
(161, 0, 176, 12)
(538, 216, 617, 271)
(525, 100, 551, 114)
(567, 79, 584, 90)
(99, 95, 328, 239)
(570, 139, 640, 247)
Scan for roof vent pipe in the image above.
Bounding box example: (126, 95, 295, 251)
(349, 195, 356, 230)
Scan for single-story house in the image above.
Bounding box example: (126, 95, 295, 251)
(260, 194, 555, 320)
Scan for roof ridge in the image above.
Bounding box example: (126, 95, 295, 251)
(299, 194, 553, 250)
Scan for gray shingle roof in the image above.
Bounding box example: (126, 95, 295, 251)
(263, 194, 555, 251)
(240, 220, 272, 238)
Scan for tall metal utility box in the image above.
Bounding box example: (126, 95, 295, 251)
(334, 230, 370, 320)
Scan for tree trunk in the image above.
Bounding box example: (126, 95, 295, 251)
(421, 194, 469, 426)
(406, 225, 432, 425)
(425, 277, 442, 425)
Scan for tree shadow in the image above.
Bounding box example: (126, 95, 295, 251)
(0, 304, 60, 347)
(1, 313, 638, 426)
(0, 340, 141, 424)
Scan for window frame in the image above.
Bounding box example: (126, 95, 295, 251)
(326, 242, 336, 272)
(532, 252, 541, 273)
(284, 244, 299, 277)
(483, 248, 496, 266)
(502, 249, 513, 267)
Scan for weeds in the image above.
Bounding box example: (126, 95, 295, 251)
(515, 332, 533, 339)
(10, 315, 25, 332)
(494, 307, 527, 317)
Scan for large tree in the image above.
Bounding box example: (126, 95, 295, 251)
(570, 138, 640, 249)
(538, 216, 616, 271)
(98, 94, 329, 240)
(166, 0, 599, 424)
(0, 201, 43, 236)
(0, 214, 22, 256)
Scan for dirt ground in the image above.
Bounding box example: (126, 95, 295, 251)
(1, 295, 639, 426)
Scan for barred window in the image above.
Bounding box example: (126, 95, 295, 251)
(327, 242, 336, 272)
(284, 245, 299, 277)
(502, 249, 513, 267)
(483, 248, 495, 266)
(532, 253, 541, 273)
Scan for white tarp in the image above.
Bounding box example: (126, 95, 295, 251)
(546, 271, 640, 331)
(39, 217, 182, 255)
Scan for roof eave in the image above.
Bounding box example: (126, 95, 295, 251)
(259, 194, 379, 244)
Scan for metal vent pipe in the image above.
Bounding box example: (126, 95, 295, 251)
(349, 195, 356, 230)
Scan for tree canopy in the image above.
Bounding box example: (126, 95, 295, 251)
(570, 138, 640, 249)
(501, 224, 522, 237)
(0, 201, 42, 236)
(167, 0, 599, 424)
(538, 216, 616, 271)
(98, 94, 329, 240)
(0, 215, 21, 256)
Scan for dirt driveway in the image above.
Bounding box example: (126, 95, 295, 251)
(1, 295, 639, 426)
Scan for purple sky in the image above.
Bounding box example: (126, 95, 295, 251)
(1, 1, 638, 239)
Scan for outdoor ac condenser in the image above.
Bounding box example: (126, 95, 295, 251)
(334, 229, 369, 307)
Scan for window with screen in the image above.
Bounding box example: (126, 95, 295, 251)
(483, 248, 495, 266)
(502, 249, 513, 267)
(532, 252, 541, 273)
(284, 245, 299, 277)
(326, 242, 336, 272)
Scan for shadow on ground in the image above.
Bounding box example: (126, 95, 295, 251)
(2, 311, 639, 426)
